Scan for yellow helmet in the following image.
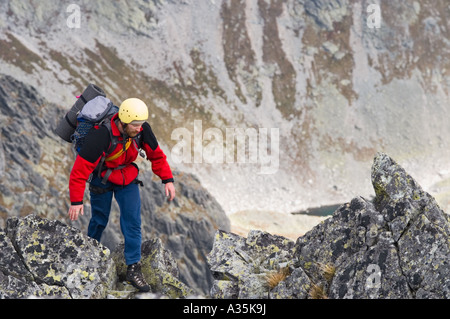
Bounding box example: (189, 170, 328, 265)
(118, 98, 149, 124)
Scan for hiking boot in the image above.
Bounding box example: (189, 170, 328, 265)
(126, 263, 150, 292)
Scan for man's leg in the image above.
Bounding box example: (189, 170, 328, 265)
(114, 182, 149, 292)
(114, 182, 142, 265)
(88, 177, 113, 242)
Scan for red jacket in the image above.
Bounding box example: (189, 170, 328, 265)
(69, 114, 173, 205)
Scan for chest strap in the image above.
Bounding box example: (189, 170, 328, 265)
(105, 138, 132, 162)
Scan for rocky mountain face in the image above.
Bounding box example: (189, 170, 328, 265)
(0, 0, 448, 216)
(0, 74, 230, 295)
(208, 153, 450, 298)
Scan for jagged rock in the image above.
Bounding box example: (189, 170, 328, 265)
(207, 229, 296, 299)
(269, 267, 311, 299)
(111, 237, 194, 299)
(208, 153, 450, 299)
(1, 214, 115, 299)
(0, 230, 70, 299)
(371, 153, 450, 298)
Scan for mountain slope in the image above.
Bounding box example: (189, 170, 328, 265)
(0, 0, 448, 215)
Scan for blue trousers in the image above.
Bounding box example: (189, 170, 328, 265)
(88, 176, 142, 265)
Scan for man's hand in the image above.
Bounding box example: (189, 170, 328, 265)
(68, 204, 84, 221)
(165, 182, 176, 201)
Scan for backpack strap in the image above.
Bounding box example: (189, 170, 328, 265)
(105, 138, 132, 161)
(132, 131, 146, 158)
(95, 120, 120, 184)
(102, 118, 119, 156)
(101, 165, 126, 185)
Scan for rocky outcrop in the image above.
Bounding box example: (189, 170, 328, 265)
(0, 215, 113, 299)
(0, 214, 194, 299)
(208, 229, 299, 299)
(207, 153, 450, 299)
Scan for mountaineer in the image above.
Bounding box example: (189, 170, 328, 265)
(67, 97, 175, 292)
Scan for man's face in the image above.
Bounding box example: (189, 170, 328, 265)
(124, 123, 143, 137)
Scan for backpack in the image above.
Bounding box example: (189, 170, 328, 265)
(70, 96, 119, 153)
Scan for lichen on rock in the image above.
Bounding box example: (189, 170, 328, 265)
(1, 214, 115, 299)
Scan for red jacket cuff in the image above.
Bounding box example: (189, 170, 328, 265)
(143, 144, 174, 182)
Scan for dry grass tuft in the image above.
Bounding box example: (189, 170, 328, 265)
(318, 263, 336, 282)
(265, 267, 291, 290)
(309, 283, 328, 299)
(308, 262, 336, 299)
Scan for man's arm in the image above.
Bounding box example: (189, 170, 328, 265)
(141, 123, 175, 200)
(68, 126, 110, 219)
